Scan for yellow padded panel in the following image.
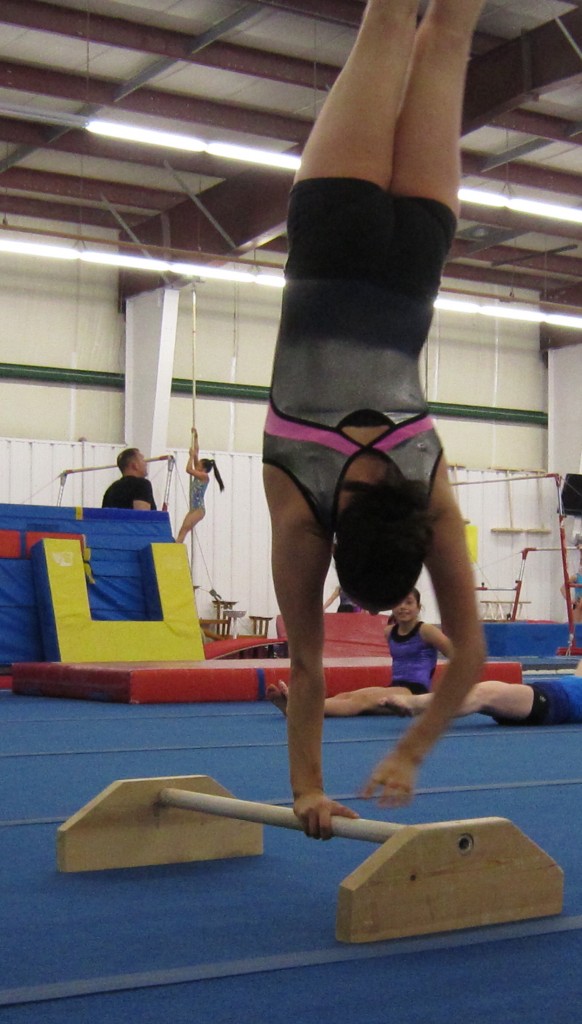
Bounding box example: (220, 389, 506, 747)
(465, 524, 478, 564)
(42, 538, 204, 662)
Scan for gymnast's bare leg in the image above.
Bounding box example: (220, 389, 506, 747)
(380, 681, 536, 721)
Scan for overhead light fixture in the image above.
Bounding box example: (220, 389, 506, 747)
(0, 103, 579, 223)
(0, 102, 88, 130)
(0, 238, 78, 260)
(87, 120, 207, 154)
(435, 294, 582, 330)
(0, 235, 285, 287)
(1, 235, 581, 325)
(459, 187, 582, 226)
(0, 103, 580, 224)
(87, 120, 301, 171)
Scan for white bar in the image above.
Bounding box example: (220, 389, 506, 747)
(59, 454, 171, 476)
(159, 788, 404, 844)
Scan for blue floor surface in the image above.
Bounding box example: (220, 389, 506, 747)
(1, 690, 582, 1022)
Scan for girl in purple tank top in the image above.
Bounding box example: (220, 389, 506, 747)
(386, 589, 451, 694)
(267, 589, 452, 718)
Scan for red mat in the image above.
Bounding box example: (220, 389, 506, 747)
(11, 658, 521, 703)
(277, 613, 391, 658)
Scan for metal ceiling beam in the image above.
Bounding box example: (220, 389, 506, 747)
(463, 8, 582, 132)
(491, 109, 582, 145)
(0, 0, 339, 91)
(544, 279, 582, 306)
(0, 60, 312, 145)
(112, 5, 264, 102)
(0, 117, 235, 180)
(442, 260, 550, 296)
(129, 167, 290, 255)
(210, 0, 365, 28)
(462, 150, 582, 201)
(451, 238, 582, 280)
(4, 113, 582, 235)
(1, 6, 582, 288)
(0, 5, 580, 157)
(0, 192, 129, 227)
(0, 166, 182, 211)
(459, 202, 582, 248)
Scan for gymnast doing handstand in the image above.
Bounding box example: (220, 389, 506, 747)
(263, 0, 487, 839)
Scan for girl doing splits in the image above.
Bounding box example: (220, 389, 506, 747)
(263, 0, 487, 838)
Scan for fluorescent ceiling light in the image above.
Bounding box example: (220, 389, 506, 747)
(171, 260, 285, 286)
(0, 104, 579, 224)
(80, 250, 172, 272)
(0, 238, 78, 260)
(1, 237, 581, 320)
(86, 123, 582, 221)
(460, 187, 582, 225)
(88, 119, 300, 170)
(88, 119, 206, 153)
(435, 294, 576, 328)
(206, 141, 300, 170)
(0, 236, 285, 286)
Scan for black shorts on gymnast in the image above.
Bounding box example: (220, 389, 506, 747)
(285, 178, 457, 299)
(492, 682, 571, 727)
(392, 681, 430, 696)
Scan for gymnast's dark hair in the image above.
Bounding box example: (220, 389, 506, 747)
(334, 478, 434, 612)
(201, 459, 225, 492)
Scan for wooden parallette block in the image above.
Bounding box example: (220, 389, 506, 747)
(57, 775, 263, 872)
(336, 816, 563, 943)
(58, 778, 564, 946)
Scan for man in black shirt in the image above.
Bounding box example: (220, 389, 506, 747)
(102, 448, 157, 510)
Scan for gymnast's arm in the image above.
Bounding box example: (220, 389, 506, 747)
(263, 464, 359, 838)
(419, 622, 454, 660)
(364, 460, 485, 806)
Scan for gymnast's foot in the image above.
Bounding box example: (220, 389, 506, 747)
(266, 680, 288, 716)
(376, 694, 414, 717)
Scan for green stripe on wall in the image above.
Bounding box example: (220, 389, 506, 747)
(0, 362, 547, 427)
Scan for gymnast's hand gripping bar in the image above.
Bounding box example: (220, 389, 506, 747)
(158, 788, 404, 844)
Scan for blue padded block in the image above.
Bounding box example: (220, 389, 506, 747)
(90, 556, 143, 579)
(0, 503, 80, 522)
(88, 577, 147, 617)
(0, 560, 36, 607)
(139, 546, 163, 620)
(90, 608, 149, 621)
(27, 522, 85, 534)
(88, 548, 143, 566)
(29, 542, 60, 662)
(483, 622, 576, 657)
(83, 533, 160, 552)
(84, 507, 171, 526)
(83, 519, 172, 541)
(0, 605, 44, 662)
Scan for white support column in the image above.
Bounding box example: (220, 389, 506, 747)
(125, 287, 180, 457)
(548, 347, 582, 477)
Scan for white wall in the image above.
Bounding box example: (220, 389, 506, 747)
(0, 438, 574, 632)
(0, 253, 549, 470)
(548, 346, 582, 478)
